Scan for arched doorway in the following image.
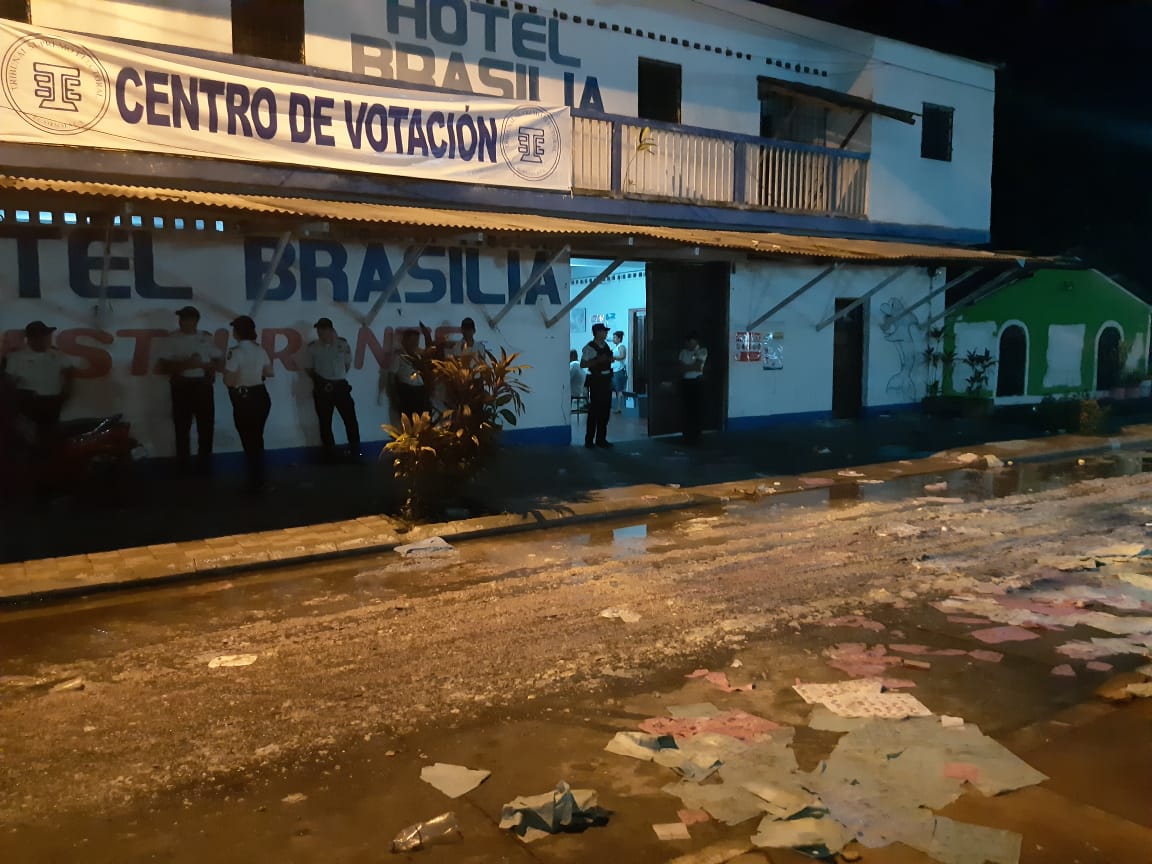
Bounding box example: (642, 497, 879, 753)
(996, 324, 1027, 396)
(1096, 326, 1123, 390)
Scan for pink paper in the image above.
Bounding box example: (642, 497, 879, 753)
(678, 809, 711, 826)
(889, 644, 969, 658)
(1050, 664, 1076, 677)
(1086, 661, 1113, 672)
(881, 678, 917, 689)
(970, 625, 1041, 644)
(685, 669, 753, 693)
(825, 643, 904, 677)
(997, 599, 1083, 618)
(943, 762, 981, 784)
(969, 650, 1003, 663)
(639, 710, 781, 743)
(821, 615, 886, 632)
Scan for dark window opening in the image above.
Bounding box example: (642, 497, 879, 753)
(0, 0, 28, 22)
(759, 92, 829, 146)
(921, 103, 954, 161)
(996, 325, 1027, 397)
(637, 57, 681, 124)
(1096, 326, 1123, 390)
(232, 0, 304, 63)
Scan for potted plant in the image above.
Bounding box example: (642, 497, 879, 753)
(960, 348, 997, 417)
(921, 327, 959, 416)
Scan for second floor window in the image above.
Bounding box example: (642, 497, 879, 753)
(232, 0, 305, 64)
(760, 92, 830, 147)
(0, 0, 29, 22)
(921, 103, 954, 161)
(638, 58, 681, 124)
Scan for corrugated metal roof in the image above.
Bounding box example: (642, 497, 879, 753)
(0, 175, 1027, 264)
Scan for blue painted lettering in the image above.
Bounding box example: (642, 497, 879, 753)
(397, 42, 436, 86)
(427, 110, 447, 157)
(350, 34, 394, 79)
(313, 96, 336, 147)
(116, 67, 143, 124)
(144, 70, 170, 127)
(172, 74, 199, 129)
(430, 0, 468, 46)
(288, 92, 311, 143)
(580, 76, 604, 113)
(132, 233, 192, 299)
(199, 78, 225, 133)
(299, 240, 349, 302)
(469, 1, 508, 52)
(387, 0, 428, 39)
(406, 247, 447, 302)
(511, 13, 546, 62)
(244, 237, 297, 301)
(407, 108, 429, 156)
(354, 244, 396, 303)
(478, 58, 514, 98)
(225, 82, 253, 137)
(251, 88, 277, 139)
(68, 230, 131, 299)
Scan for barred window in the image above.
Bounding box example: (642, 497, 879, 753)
(921, 103, 954, 162)
(232, 0, 304, 64)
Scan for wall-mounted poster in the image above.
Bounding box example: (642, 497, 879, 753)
(570, 307, 587, 333)
(735, 331, 762, 362)
(591, 313, 607, 325)
(763, 330, 784, 370)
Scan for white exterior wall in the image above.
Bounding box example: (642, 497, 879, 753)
(31, 0, 233, 52)
(727, 263, 941, 420)
(0, 231, 572, 456)
(29, 0, 994, 234)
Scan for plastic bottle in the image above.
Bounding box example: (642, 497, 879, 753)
(390, 811, 462, 852)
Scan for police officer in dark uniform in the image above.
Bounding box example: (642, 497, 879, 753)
(304, 317, 360, 462)
(580, 322, 614, 449)
(157, 306, 222, 475)
(222, 315, 273, 492)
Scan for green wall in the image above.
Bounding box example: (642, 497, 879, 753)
(946, 269, 1151, 396)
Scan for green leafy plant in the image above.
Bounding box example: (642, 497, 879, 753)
(383, 349, 530, 520)
(961, 349, 997, 397)
(922, 327, 956, 395)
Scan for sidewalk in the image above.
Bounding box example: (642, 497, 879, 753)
(3, 412, 1152, 603)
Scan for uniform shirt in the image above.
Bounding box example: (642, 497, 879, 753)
(160, 330, 223, 379)
(447, 338, 488, 363)
(611, 341, 627, 373)
(581, 340, 613, 378)
(569, 360, 587, 394)
(305, 338, 352, 381)
(395, 352, 424, 387)
(224, 340, 272, 387)
(3, 348, 76, 396)
(679, 346, 708, 380)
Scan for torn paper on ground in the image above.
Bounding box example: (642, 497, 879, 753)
(662, 781, 769, 825)
(395, 536, 456, 557)
(686, 669, 754, 692)
(653, 822, 691, 841)
(498, 781, 606, 842)
(604, 731, 676, 761)
(751, 814, 850, 854)
(208, 654, 258, 668)
(820, 615, 886, 631)
(639, 710, 782, 743)
(666, 702, 721, 718)
(599, 607, 641, 623)
(419, 762, 491, 798)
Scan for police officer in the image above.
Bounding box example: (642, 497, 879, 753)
(1, 320, 76, 453)
(157, 305, 222, 474)
(222, 315, 272, 492)
(304, 317, 360, 462)
(580, 322, 614, 449)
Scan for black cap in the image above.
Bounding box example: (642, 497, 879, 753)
(592, 322, 609, 333)
(24, 320, 56, 337)
(461, 317, 476, 330)
(314, 317, 334, 329)
(230, 315, 257, 337)
(175, 305, 200, 319)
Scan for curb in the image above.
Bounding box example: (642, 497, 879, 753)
(3, 427, 1152, 607)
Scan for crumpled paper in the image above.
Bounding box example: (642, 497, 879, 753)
(499, 781, 607, 842)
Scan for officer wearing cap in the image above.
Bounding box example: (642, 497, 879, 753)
(0, 321, 77, 451)
(222, 315, 273, 492)
(303, 317, 360, 462)
(446, 316, 488, 365)
(157, 306, 222, 474)
(579, 322, 615, 449)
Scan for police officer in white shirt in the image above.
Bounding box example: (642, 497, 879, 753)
(223, 315, 273, 492)
(446, 316, 488, 365)
(678, 330, 709, 445)
(304, 317, 360, 462)
(157, 305, 222, 475)
(1, 320, 76, 451)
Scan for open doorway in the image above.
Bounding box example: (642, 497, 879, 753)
(569, 259, 647, 443)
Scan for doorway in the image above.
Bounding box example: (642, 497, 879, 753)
(996, 324, 1027, 397)
(1096, 325, 1123, 391)
(645, 261, 730, 437)
(831, 298, 864, 418)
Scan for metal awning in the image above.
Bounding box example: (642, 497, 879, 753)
(0, 174, 1032, 264)
(757, 76, 917, 125)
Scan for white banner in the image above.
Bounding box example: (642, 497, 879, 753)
(0, 20, 571, 191)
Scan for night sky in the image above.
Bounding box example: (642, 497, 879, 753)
(757, 0, 1152, 297)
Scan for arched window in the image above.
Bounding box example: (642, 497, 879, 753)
(1096, 326, 1123, 390)
(997, 325, 1027, 396)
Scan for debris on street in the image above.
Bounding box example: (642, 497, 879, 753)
(419, 762, 491, 798)
(599, 607, 641, 623)
(685, 668, 754, 692)
(207, 654, 258, 668)
(498, 781, 607, 842)
(49, 677, 85, 693)
(394, 536, 456, 557)
(391, 811, 461, 852)
(653, 822, 692, 841)
(280, 793, 307, 805)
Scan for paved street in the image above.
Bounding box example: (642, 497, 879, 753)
(2, 461, 1151, 863)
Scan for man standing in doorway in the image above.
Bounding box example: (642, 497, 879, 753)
(580, 322, 614, 449)
(158, 306, 222, 475)
(304, 317, 360, 462)
(611, 330, 628, 414)
(679, 331, 708, 445)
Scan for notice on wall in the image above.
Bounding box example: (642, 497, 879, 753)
(735, 331, 762, 362)
(0, 20, 571, 191)
(763, 330, 784, 370)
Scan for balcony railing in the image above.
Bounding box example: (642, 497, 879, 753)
(572, 110, 869, 219)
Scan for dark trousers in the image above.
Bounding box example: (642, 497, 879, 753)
(313, 378, 360, 453)
(229, 385, 271, 490)
(171, 378, 215, 470)
(15, 390, 62, 456)
(585, 376, 612, 445)
(682, 377, 704, 444)
(395, 382, 428, 419)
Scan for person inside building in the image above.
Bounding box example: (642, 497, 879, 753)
(678, 331, 708, 445)
(303, 317, 360, 462)
(393, 325, 433, 418)
(580, 322, 615, 449)
(569, 349, 586, 398)
(222, 315, 273, 493)
(157, 305, 222, 475)
(611, 330, 628, 414)
(0, 320, 76, 454)
(446, 316, 488, 366)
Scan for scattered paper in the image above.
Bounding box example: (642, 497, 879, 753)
(653, 822, 692, 841)
(808, 706, 870, 733)
(663, 780, 769, 825)
(794, 678, 882, 705)
(640, 710, 782, 743)
(823, 691, 934, 720)
(666, 839, 753, 864)
(208, 654, 258, 668)
(1050, 664, 1076, 677)
(925, 815, 1023, 864)
(943, 762, 981, 784)
(1127, 682, 1152, 698)
(740, 779, 815, 819)
(1086, 661, 1114, 672)
(913, 496, 965, 505)
(499, 781, 606, 842)
(395, 536, 456, 557)
(678, 808, 711, 825)
(751, 814, 850, 854)
(420, 762, 491, 798)
(605, 731, 672, 761)
(667, 702, 721, 719)
(924, 481, 949, 493)
(969, 650, 1004, 663)
(599, 607, 641, 623)
(281, 793, 307, 805)
(49, 677, 85, 693)
(969, 626, 1040, 644)
(940, 715, 965, 728)
(821, 615, 886, 631)
(686, 669, 754, 692)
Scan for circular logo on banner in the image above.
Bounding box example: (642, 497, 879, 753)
(500, 105, 563, 183)
(3, 34, 110, 135)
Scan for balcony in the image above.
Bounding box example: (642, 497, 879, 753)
(572, 110, 868, 220)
